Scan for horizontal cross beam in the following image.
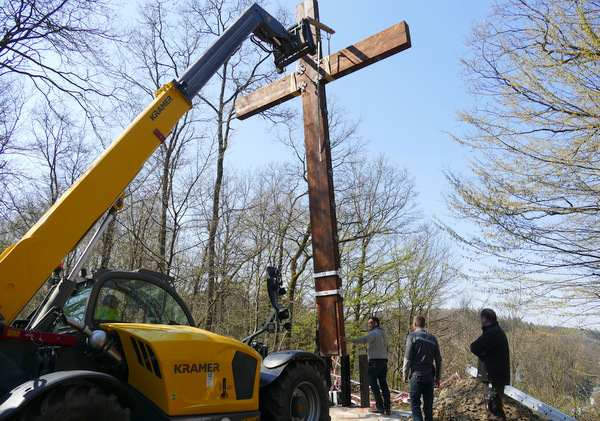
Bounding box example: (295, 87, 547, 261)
(235, 21, 411, 120)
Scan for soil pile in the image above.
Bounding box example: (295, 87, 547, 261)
(433, 376, 550, 421)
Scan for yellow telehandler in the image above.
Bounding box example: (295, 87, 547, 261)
(0, 4, 330, 420)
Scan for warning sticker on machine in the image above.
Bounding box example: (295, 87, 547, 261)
(207, 372, 214, 388)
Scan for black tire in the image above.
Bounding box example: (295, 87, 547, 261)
(18, 385, 131, 421)
(260, 361, 330, 421)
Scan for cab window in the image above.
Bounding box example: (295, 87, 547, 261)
(93, 277, 191, 326)
(63, 285, 92, 323)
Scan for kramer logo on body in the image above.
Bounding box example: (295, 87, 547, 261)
(174, 362, 220, 374)
(149, 95, 174, 121)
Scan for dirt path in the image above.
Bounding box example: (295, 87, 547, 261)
(330, 405, 411, 420)
(329, 376, 551, 421)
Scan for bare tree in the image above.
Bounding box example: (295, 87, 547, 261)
(0, 82, 25, 217)
(98, 0, 216, 276)
(183, 0, 278, 331)
(0, 0, 121, 110)
(25, 105, 93, 204)
(444, 0, 600, 322)
(337, 154, 418, 327)
(0, 0, 123, 256)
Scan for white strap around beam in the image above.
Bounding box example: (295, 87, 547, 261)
(313, 269, 343, 279)
(315, 288, 344, 298)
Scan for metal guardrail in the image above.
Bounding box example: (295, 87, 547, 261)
(465, 365, 577, 421)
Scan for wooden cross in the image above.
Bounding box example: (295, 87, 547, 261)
(236, 1, 411, 357)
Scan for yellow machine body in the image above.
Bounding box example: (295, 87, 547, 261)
(107, 323, 261, 417)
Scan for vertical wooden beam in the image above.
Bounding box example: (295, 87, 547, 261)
(296, 0, 346, 359)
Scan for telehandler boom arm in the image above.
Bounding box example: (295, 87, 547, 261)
(0, 4, 315, 325)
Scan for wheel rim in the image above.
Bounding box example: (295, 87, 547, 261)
(290, 380, 321, 421)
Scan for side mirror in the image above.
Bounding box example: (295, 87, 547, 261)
(266, 266, 283, 311)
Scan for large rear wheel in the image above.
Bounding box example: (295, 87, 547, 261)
(260, 361, 330, 421)
(18, 385, 130, 421)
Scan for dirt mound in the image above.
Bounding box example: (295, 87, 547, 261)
(433, 376, 549, 421)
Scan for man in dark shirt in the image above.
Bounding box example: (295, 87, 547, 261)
(470, 308, 510, 421)
(403, 315, 442, 421)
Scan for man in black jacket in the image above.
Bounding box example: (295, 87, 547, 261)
(470, 308, 510, 421)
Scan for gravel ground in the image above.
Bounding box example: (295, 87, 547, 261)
(329, 376, 551, 421)
(330, 405, 411, 420)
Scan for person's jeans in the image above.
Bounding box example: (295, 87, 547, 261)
(409, 376, 434, 421)
(367, 359, 391, 411)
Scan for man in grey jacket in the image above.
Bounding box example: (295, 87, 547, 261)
(403, 315, 442, 421)
(343, 316, 391, 415)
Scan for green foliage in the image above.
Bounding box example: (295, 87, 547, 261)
(445, 0, 600, 321)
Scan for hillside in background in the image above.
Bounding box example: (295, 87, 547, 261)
(342, 307, 600, 420)
(436, 308, 600, 419)
(434, 376, 556, 420)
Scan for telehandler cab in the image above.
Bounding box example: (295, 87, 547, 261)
(0, 4, 331, 420)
